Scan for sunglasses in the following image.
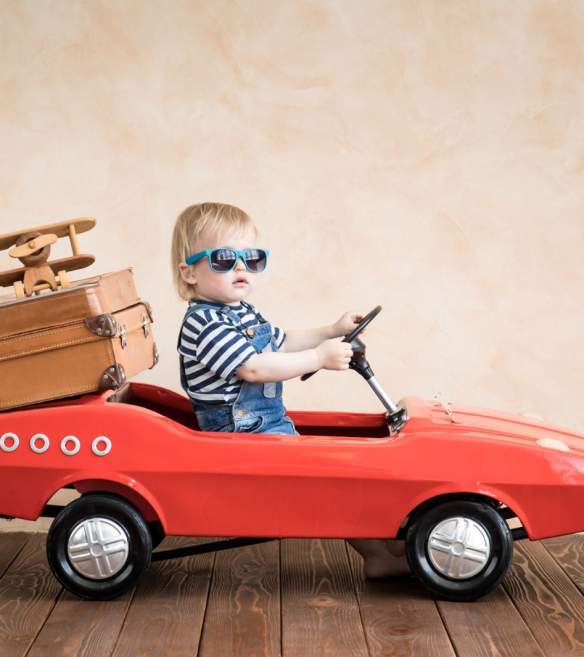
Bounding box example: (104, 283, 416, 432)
(186, 247, 270, 273)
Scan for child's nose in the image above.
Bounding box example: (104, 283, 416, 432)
(234, 257, 246, 270)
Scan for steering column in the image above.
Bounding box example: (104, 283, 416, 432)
(301, 305, 408, 433)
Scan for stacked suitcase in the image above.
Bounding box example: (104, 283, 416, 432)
(0, 268, 158, 411)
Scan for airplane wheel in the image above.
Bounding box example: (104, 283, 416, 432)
(405, 500, 513, 601)
(47, 494, 152, 600)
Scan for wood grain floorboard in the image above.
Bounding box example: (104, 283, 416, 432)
(346, 542, 457, 657)
(0, 534, 62, 657)
(109, 537, 214, 657)
(437, 586, 547, 657)
(281, 539, 369, 657)
(24, 590, 133, 657)
(543, 534, 584, 593)
(503, 540, 584, 657)
(198, 539, 280, 657)
(2, 533, 584, 657)
(0, 533, 28, 579)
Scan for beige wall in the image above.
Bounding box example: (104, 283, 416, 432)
(1, 0, 583, 432)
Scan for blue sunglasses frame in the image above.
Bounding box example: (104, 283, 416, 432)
(185, 247, 270, 272)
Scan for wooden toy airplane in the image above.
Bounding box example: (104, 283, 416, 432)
(0, 218, 96, 298)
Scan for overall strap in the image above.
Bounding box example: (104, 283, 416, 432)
(241, 300, 268, 325)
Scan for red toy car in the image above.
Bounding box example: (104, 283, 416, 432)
(1, 306, 583, 601)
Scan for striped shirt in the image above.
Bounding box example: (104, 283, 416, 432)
(178, 300, 285, 404)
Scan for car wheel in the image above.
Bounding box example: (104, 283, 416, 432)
(405, 500, 513, 601)
(148, 520, 165, 549)
(46, 493, 152, 600)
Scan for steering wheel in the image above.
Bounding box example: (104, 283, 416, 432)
(300, 305, 382, 381)
(343, 304, 382, 343)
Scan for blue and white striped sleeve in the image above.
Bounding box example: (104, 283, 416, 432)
(178, 314, 200, 358)
(180, 310, 257, 380)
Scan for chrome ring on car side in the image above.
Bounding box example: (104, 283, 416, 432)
(0, 432, 19, 453)
(30, 433, 50, 454)
(92, 436, 112, 457)
(61, 435, 81, 456)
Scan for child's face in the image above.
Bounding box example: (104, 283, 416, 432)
(179, 225, 260, 306)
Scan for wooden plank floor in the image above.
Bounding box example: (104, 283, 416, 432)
(0, 533, 583, 657)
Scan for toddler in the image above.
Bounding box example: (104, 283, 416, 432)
(171, 202, 408, 575)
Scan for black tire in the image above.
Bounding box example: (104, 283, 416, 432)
(148, 520, 166, 549)
(46, 493, 152, 600)
(405, 500, 513, 601)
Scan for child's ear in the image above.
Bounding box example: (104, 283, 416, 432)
(178, 263, 197, 285)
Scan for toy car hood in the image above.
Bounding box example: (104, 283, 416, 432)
(406, 396, 584, 455)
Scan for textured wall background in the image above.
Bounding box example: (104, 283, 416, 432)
(1, 0, 583, 430)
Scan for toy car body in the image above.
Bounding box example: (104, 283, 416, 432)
(2, 381, 584, 600)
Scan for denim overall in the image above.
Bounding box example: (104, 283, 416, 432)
(179, 301, 298, 435)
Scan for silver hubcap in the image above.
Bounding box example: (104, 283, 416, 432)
(427, 516, 491, 579)
(67, 517, 130, 580)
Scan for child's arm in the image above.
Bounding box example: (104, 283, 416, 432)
(279, 312, 365, 353)
(279, 325, 334, 352)
(237, 311, 365, 383)
(236, 339, 353, 383)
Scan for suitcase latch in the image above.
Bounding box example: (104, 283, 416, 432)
(118, 323, 127, 349)
(141, 315, 150, 338)
(85, 314, 118, 338)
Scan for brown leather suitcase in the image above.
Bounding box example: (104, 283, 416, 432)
(0, 269, 158, 410)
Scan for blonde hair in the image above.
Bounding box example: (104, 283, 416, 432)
(171, 202, 257, 301)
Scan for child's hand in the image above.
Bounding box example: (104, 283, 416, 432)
(332, 312, 367, 339)
(316, 338, 354, 371)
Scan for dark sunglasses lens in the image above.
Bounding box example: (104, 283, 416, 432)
(244, 249, 267, 272)
(210, 249, 236, 272)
